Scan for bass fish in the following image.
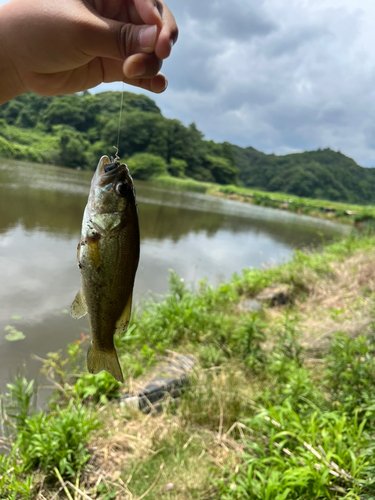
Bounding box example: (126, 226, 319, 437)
(71, 155, 140, 382)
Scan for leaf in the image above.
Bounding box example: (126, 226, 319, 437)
(11, 315, 22, 320)
(83, 386, 97, 398)
(4, 326, 25, 342)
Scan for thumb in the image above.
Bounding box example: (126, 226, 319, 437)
(80, 17, 158, 61)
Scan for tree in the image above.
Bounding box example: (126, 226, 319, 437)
(41, 95, 98, 132)
(204, 155, 238, 185)
(164, 119, 190, 164)
(43, 96, 87, 131)
(126, 153, 167, 180)
(168, 158, 187, 178)
(101, 111, 169, 159)
(3, 101, 23, 125)
(93, 91, 161, 115)
(56, 126, 90, 168)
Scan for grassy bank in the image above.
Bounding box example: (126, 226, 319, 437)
(2, 231, 375, 498)
(153, 175, 375, 227)
(2, 137, 375, 225)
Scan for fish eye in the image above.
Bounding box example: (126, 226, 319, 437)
(115, 182, 128, 197)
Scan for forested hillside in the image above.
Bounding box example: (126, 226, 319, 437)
(1, 91, 375, 203)
(0, 91, 238, 185)
(233, 145, 375, 204)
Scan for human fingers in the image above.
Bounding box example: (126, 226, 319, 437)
(123, 53, 162, 79)
(83, 2, 178, 61)
(101, 56, 168, 93)
(127, 0, 178, 60)
(101, 56, 167, 93)
(122, 73, 168, 93)
(23, 58, 167, 96)
(79, 17, 160, 60)
(100, 56, 167, 93)
(154, 0, 178, 60)
(132, 0, 162, 27)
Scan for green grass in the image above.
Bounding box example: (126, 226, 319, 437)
(3, 231, 375, 498)
(215, 184, 375, 223)
(217, 331, 375, 499)
(152, 174, 211, 193)
(0, 376, 100, 498)
(150, 175, 375, 225)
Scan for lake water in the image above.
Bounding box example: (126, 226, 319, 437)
(0, 159, 350, 389)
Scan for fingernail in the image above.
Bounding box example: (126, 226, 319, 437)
(151, 76, 168, 93)
(139, 25, 157, 50)
(128, 61, 145, 78)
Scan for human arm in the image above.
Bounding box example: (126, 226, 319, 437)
(0, 0, 178, 105)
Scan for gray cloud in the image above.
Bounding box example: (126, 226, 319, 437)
(164, 34, 219, 92)
(2, 0, 375, 167)
(174, 0, 276, 41)
(161, 0, 375, 167)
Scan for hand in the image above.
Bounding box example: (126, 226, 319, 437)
(0, 0, 178, 104)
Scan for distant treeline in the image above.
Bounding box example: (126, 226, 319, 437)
(1, 91, 375, 204)
(0, 91, 238, 185)
(233, 146, 375, 204)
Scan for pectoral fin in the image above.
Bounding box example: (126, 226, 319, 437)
(114, 292, 133, 334)
(91, 213, 122, 235)
(70, 290, 87, 319)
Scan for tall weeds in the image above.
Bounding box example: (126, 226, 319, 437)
(3, 233, 375, 498)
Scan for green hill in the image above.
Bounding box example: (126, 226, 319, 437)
(233, 145, 375, 204)
(0, 91, 238, 186)
(1, 91, 375, 204)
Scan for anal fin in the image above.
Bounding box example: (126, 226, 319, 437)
(114, 292, 133, 334)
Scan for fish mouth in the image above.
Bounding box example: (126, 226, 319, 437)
(95, 156, 134, 188)
(104, 159, 119, 173)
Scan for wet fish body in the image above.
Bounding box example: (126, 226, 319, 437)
(71, 156, 140, 382)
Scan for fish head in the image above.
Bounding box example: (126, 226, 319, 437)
(88, 155, 136, 215)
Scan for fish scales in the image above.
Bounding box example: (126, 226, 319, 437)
(81, 221, 138, 346)
(71, 155, 140, 382)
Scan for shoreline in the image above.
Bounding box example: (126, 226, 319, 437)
(152, 174, 375, 227)
(2, 155, 374, 226)
(2, 230, 375, 497)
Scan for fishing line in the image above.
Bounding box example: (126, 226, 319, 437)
(114, 82, 125, 161)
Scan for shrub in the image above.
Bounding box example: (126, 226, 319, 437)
(3, 376, 100, 479)
(126, 152, 167, 180)
(324, 332, 375, 415)
(73, 371, 121, 404)
(168, 157, 187, 178)
(17, 401, 100, 477)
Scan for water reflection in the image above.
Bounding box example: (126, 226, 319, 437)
(0, 159, 350, 386)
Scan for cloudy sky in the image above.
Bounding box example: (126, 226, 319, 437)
(100, 0, 375, 166)
(3, 0, 375, 166)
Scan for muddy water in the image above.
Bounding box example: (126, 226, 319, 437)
(0, 159, 350, 389)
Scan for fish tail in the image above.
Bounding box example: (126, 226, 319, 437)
(87, 344, 124, 383)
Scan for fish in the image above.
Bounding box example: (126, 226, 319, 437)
(70, 155, 140, 382)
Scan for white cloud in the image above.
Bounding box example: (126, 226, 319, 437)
(3, 0, 375, 166)
(148, 0, 375, 167)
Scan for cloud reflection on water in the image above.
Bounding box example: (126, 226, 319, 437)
(0, 160, 350, 386)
